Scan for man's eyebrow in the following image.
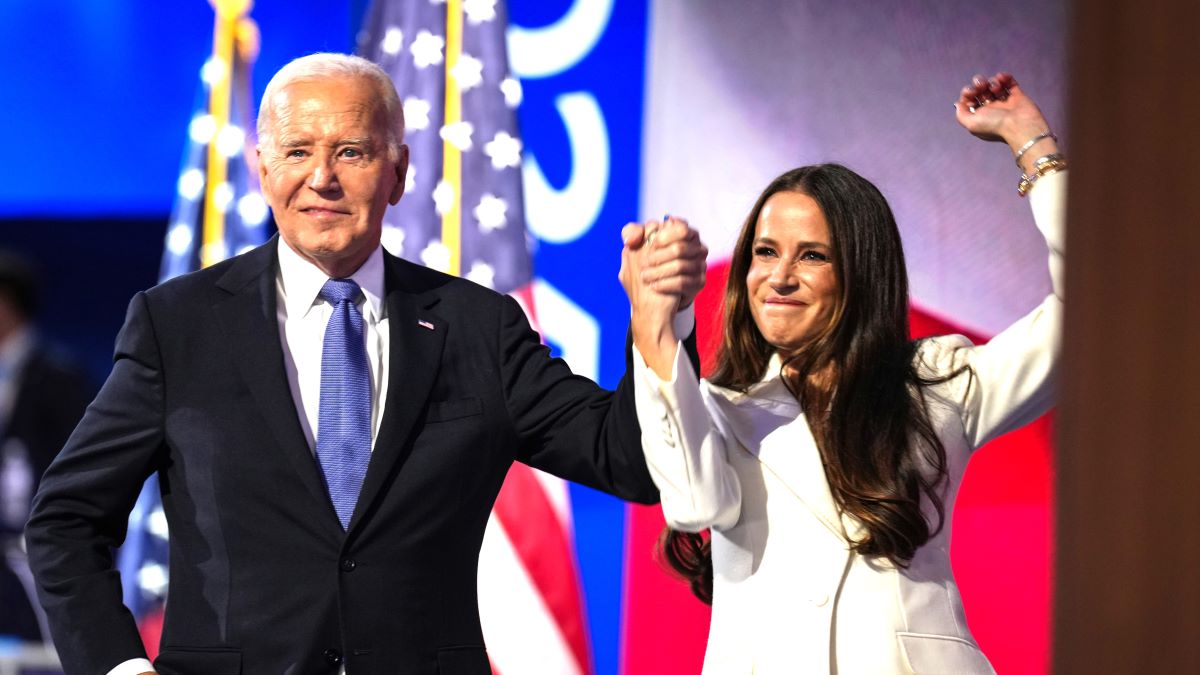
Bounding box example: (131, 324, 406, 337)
(271, 136, 379, 153)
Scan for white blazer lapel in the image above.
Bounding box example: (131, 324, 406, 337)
(713, 376, 851, 542)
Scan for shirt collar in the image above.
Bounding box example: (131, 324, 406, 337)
(761, 352, 785, 383)
(276, 238, 387, 322)
(744, 352, 797, 406)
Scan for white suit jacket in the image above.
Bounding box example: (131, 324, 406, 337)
(634, 172, 1065, 675)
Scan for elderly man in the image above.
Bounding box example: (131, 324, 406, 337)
(26, 53, 705, 675)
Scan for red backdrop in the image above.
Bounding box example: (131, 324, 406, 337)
(620, 261, 1053, 675)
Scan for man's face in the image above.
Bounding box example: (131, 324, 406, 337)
(258, 76, 408, 278)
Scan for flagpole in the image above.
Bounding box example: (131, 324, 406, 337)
(441, 0, 463, 277)
(202, 0, 253, 268)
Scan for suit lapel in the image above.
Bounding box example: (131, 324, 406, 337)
(348, 253, 446, 531)
(720, 381, 858, 542)
(212, 239, 338, 524)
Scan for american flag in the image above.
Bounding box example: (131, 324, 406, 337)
(116, 3, 265, 657)
(358, 1, 593, 674)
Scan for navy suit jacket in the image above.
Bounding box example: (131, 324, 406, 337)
(27, 239, 687, 675)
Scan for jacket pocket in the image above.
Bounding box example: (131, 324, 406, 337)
(154, 646, 242, 675)
(427, 396, 483, 423)
(896, 632, 996, 675)
(436, 645, 491, 674)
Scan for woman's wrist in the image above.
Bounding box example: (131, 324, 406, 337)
(1014, 137, 1060, 175)
(1008, 119, 1056, 158)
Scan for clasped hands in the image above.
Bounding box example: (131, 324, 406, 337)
(620, 216, 708, 378)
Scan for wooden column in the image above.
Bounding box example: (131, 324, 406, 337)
(1056, 0, 1200, 672)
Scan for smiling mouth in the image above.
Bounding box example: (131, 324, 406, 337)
(301, 207, 350, 216)
(764, 299, 807, 306)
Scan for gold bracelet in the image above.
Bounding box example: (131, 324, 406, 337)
(1017, 155, 1068, 197)
(1032, 152, 1066, 172)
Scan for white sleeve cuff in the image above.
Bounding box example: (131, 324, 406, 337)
(107, 658, 155, 675)
(672, 304, 696, 342)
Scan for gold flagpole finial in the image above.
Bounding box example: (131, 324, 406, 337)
(208, 0, 253, 20)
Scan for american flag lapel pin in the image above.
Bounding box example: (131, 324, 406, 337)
(417, 319, 435, 331)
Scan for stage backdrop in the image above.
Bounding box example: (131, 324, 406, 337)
(628, 2, 1065, 674)
(0, 1, 1065, 674)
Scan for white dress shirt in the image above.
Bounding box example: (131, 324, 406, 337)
(108, 240, 390, 675)
(275, 239, 390, 451)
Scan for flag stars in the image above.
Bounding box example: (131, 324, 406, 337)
(463, 0, 498, 25)
(200, 57, 226, 86)
(237, 192, 268, 225)
(474, 194, 508, 232)
(167, 222, 194, 256)
(421, 240, 451, 272)
(216, 124, 245, 158)
(500, 77, 522, 108)
(381, 224, 406, 255)
(147, 506, 170, 540)
(451, 53, 484, 91)
(178, 169, 205, 201)
(213, 182, 235, 213)
(138, 563, 169, 597)
(466, 261, 496, 289)
(201, 240, 228, 263)
(484, 131, 522, 169)
(404, 96, 432, 131)
(411, 30, 445, 68)
(381, 27, 404, 55)
(440, 121, 474, 151)
(405, 164, 418, 194)
(432, 180, 455, 215)
(189, 114, 217, 144)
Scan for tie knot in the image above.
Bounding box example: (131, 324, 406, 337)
(320, 278, 363, 305)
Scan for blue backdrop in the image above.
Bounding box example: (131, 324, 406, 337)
(0, 3, 647, 674)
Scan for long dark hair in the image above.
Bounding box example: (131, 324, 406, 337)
(662, 164, 964, 603)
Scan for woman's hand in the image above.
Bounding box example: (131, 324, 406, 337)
(954, 72, 1058, 173)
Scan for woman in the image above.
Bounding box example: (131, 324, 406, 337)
(621, 73, 1064, 673)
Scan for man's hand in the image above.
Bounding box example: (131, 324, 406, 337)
(619, 216, 707, 379)
(621, 216, 708, 311)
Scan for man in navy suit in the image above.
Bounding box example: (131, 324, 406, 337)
(26, 53, 705, 675)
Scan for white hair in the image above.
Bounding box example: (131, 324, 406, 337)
(257, 52, 404, 161)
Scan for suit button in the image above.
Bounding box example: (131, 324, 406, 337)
(340, 558, 357, 572)
(324, 648, 343, 665)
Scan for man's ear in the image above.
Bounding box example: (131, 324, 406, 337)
(389, 144, 410, 204)
(256, 146, 271, 198)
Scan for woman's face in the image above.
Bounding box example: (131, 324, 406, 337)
(746, 191, 840, 356)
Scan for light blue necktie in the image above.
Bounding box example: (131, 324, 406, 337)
(316, 278, 372, 530)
